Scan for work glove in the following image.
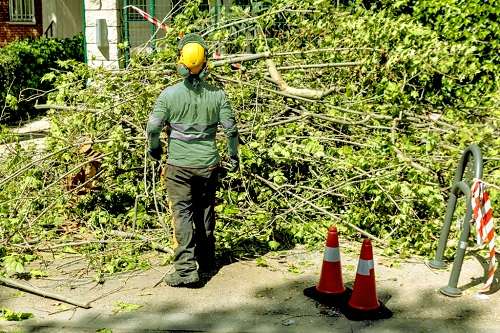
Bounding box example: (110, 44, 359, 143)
(148, 146, 162, 161)
(228, 155, 239, 173)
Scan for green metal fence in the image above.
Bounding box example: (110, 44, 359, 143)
(122, 0, 175, 66)
(121, 0, 264, 66)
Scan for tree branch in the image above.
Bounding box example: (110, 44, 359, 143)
(266, 59, 336, 100)
(0, 277, 91, 309)
(252, 173, 388, 245)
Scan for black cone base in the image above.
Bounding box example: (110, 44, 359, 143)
(304, 286, 393, 321)
(343, 302, 393, 321)
(303, 286, 351, 306)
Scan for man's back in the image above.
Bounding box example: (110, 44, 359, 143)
(147, 78, 237, 168)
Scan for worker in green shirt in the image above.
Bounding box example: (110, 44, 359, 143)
(146, 33, 239, 287)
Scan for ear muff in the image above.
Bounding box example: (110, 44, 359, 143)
(198, 67, 208, 79)
(198, 62, 210, 79)
(176, 63, 191, 78)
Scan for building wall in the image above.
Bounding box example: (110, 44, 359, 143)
(0, 0, 43, 46)
(43, 0, 82, 39)
(85, 0, 121, 69)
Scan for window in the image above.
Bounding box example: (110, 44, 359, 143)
(128, 0, 148, 21)
(9, 0, 35, 23)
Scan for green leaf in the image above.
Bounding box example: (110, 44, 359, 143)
(112, 302, 142, 314)
(41, 72, 56, 83)
(96, 329, 113, 333)
(255, 257, 268, 267)
(268, 240, 280, 250)
(29, 269, 48, 278)
(0, 308, 33, 321)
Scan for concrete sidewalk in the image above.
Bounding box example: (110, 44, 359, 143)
(1, 246, 499, 332)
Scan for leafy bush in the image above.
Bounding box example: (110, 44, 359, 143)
(0, 35, 84, 123)
(362, 0, 499, 108)
(367, 0, 499, 56)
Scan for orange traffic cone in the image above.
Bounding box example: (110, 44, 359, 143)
(348, 238, 379, 311)
(316, 226, 345, 295)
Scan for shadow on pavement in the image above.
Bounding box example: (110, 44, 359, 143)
(460, 252, 500, 295)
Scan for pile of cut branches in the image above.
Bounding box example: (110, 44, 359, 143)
(0, 0, 498, 276)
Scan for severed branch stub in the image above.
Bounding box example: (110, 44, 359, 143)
(0, 277, 91, 309)
(266, 59, 336, 100)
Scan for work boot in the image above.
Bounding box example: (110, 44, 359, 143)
(198, 262, 218, 280)
(163, 270, 199, 287)
(199, 267, 218, 279)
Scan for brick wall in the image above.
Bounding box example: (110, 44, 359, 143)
(0, 0, 43, 46)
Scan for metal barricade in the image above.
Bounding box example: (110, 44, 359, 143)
(428, 144, 483, 297)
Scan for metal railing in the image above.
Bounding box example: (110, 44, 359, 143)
(44, 20, 55, 38)
(428, 144, 483, 297)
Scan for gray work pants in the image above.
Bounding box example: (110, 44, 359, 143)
(165, 164, 218, 275)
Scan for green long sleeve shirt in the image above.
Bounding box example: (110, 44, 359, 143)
(146, 77, 239, 168)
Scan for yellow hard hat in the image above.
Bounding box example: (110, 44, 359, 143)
(178, 42, 206, 75)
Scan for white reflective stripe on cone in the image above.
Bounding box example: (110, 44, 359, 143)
(356, 259, 374, 276)
(323, 247, 340, 262)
